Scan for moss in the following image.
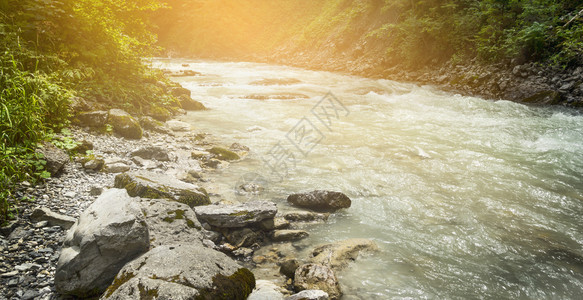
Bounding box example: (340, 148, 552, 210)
(195, 268, 256, 300)
(178, 191, 211, 207)
(138, 282, 159, 300)
(208, 147, 240, 161)
(103, 271, 135, 298)
(162, 209, 201, 229)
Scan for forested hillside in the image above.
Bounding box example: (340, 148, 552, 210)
(154, 0, 583, 68)
(0, 0, 175, 222)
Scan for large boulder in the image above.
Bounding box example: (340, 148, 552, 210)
(287, 191, 351, 211)
(310, 239, 378, 271)
(114, 170, 210, 208)
(107, 109, 142, 140)
(294, 264, 341, 300)
(36, 142, 69, 176)
(170, 86, 192, 97)
(101, 244, 255, 300)
(194, 201, 277, 228)
(55, 189, 149, 297)
(137, 198, 203, 247)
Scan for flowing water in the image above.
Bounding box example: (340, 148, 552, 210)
(153, 59, 583, 299)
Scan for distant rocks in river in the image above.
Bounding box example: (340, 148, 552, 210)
(287, 190, 351, 211)
(162, 69, 201, 77)
(309, 238, 378, 271)
(241, 93, 309, 101)
(250, 78, 302, 85)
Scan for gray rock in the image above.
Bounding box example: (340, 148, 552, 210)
(36, 142, 69, 176)
(76, 111, 108, 128)
(224, 228, 260, 247)
(166, 119, 192, 132)
(30, 208, 76, 230)
(274, 217, 291, 229)
(272, 230, 309, 242)
(310, 239, 378, 271)
(114, 170, 210, 207)
(139, 116, 170, 134)
(169, 86, 192, 97)
(130, 146, 170, 161)
(247, 280, 285, 300)
(287, 190, 351, 211)
(104, 162, 130, 173)
(283, 211, 329, 222)
(101, 244, 255, 300)
(108, 109, 142, 140)
(279, 258, 300, 278)
(286, 290, 329, 300)
(137, 198, 203, 247)
(179, 95, 206, 111)
(55, 189, 149, 297)
(294, 264, 341, 300)
(194, 201, 277, 228)
(83, 158, 104, 171)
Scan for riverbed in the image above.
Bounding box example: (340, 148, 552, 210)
(153, 59, 583, 299)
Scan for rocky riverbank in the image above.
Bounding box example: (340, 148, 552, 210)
(263, 51, 583, 109)
(0, 78, 377, 299)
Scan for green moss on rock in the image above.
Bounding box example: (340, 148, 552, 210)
(208, 147, 240, 161)
(103, 271, 135, 298)
(195, 268, 255, 300)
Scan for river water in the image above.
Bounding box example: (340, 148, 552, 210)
(153, 59, 583, 299)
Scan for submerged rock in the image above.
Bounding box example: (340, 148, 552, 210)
(114, 170, 210, 207)
(55, 189, 149, 297)
(101, 244, 255, 300)
(287, 190, 351, 211)
(108, 109, 142, 140)
(194, 201, 277, 228)
(310, 239, 378, 271)
(272, 230, 309, 242)
(283, 211, 329, 222)
(294, 264, 341, 300)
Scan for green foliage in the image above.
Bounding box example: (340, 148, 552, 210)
(0, 0, 169, 224)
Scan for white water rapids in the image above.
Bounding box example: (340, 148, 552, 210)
(153, 59, 583, 299)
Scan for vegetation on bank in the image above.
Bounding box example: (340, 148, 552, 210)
(0, 0, 172, 224)
(153, 0, 582, 68)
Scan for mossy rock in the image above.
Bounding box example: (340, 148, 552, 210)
(114, 171, 210, 208)
(179, 95, 207, 111)
(108, 109, 142, 140)
(209, 147, 240, 161)
(102, 244, 255, 300)
(148, 106, 172, 122)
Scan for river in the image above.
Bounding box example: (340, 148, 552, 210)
(153, 58, 583, 299)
